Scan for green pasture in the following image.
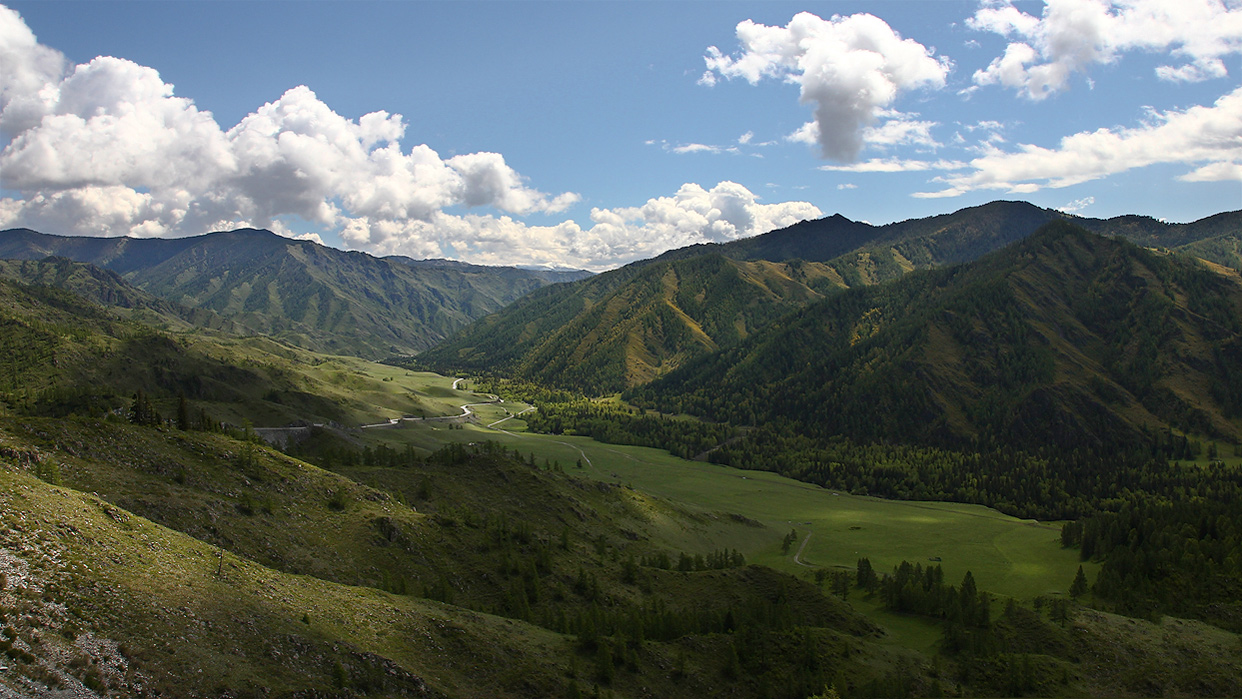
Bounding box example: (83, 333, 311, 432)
(352, 369, 1093, 654)
(365, 408, 1091, 605)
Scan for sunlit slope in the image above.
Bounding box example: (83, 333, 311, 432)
(382, 419, 1085, 603)
(1, 414, 781, 616)
(1, 416, 911, 698)
(422, 254, 842, 393)
(0, 466, 577, 698)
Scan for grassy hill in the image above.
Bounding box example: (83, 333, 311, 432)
(0, 271, 481, 428)
(0, 410, 932, 698)
(0, 227, 588, 359)
(0, 269, 914, 698)
(0, 256, 238, 333)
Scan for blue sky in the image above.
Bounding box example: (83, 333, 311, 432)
(1, 1, 1239, 270)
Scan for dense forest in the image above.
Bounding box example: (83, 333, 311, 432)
(1062, 493, 1242, 631)
(626, 224, 1242, 454)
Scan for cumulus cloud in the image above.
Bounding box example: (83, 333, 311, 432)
(0, 4, 66, 133)
(702, 11, 950, 162)
(914, 85, 1242, 197)
(0, 8, 828, 270)
(341, 181, 823, 271)
(969, 0, 1242, 99)
(0, 7, 577, 241)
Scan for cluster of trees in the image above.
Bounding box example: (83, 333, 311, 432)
(702, 428, 1242, 520)
(1062, 491, 1242, 630)
(859, 557, 1080, 694)
(127, 391, 223, 433)
(639, 549, 746, 572)
(525, 401, 733, 461)
(868, 560, 991, 631)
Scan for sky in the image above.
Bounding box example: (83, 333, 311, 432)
(0, 1, 1239, 271)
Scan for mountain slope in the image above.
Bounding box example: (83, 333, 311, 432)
(420, 254, 845, 393)
(0, 274, 465, 428)
(424, 202, 1242, 393)
(630, 222, 1242, 452)
(0, 228, 587, 358)
(0, 256, 237, 333)
(0, 402, 895, 698)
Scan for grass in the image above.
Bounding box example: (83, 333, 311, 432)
(364, 408, 1092, 608)
(0, 421, 909, 699)
(0, 466, 576, 698)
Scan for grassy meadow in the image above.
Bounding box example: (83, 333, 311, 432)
(353, 374, 1094, 654)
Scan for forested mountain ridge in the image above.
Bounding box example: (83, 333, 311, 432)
(657, 200, 1242, 284)
(628, 221, 1242, 453)
(0, 227, 588, 358)
(419, 253, 846, 393)
(0, 256, 238, 333)
(422, 202, 1241, 393)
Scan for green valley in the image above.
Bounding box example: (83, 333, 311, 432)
(2, 205, 1241, 698)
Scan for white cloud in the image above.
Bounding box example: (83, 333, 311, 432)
(1057, 196, 1096, 213)
(863, 111, 940, 148)
(0, 10, 827, 271)
(915, 85, 1242, 196)
(837, 183, 858, 190)
(0, 10, 577, 243)
(969, 0, 1242, 99)
(820, 158, 967, 173)
(703, 11, 950, 162)
(339, 181, 823, 271)
(669, 142, 739, 155)
(1155, 58, 1228, 83)
(0, 5, 66, 134)
(288, 231, 326, 246)
(1178, 160, 1242, 181)
(738, 130, 754, 145)
(786, 121, 820, 146)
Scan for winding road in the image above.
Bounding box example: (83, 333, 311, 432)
(359, 378, 501, 429)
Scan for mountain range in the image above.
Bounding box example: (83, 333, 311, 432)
(630, 221, 1242, 452)
(421, 201, 1242, 394)
(0, 227, 590, 359)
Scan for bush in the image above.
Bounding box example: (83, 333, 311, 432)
(327, 490, 348, 511)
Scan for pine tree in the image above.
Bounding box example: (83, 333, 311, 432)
(176, 394, 190, 431)
(1070, 565, 1089, 598)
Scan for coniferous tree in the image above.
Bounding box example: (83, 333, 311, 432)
(176, 394, 190, 431)
(1070, 565, 1089, 598)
